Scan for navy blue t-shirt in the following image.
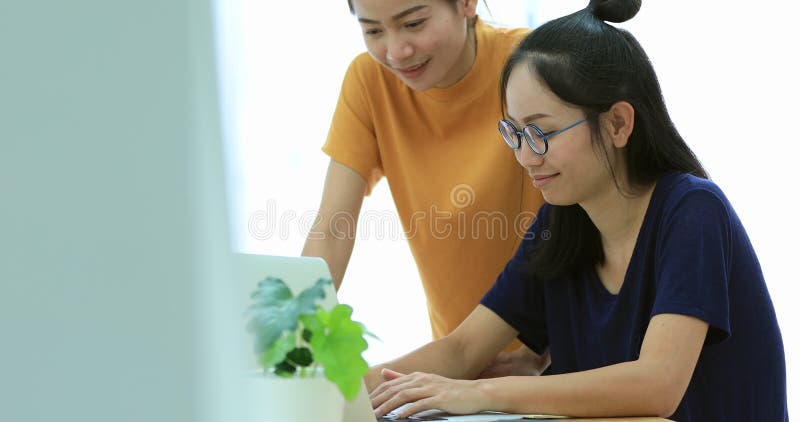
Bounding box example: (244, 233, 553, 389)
(480, 173, 787, 421)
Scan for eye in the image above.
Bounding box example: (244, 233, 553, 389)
(404, 19, 426, 30)
(364, 27, 382, 36)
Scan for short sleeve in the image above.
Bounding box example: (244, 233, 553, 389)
(480, 206, 550, 353)
(322, 55, 384, 195)
(652, 189, 732, 345)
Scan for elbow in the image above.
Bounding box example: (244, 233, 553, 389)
(646, 375, 687, 418)
(640, 390, 681, 418)
(656, 391, 685, 419)
(652, 402, 679, 419)
(632, 355, 693, 418)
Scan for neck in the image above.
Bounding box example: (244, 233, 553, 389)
(581, 179, 656, 259)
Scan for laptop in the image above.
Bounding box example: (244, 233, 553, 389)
(232, 253, 566, 422)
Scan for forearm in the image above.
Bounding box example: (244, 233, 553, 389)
(301, 223, 356, 290)
(481, 360, 678, 418)
(303, 159, 366, 290)
(367, 335, 476, 391)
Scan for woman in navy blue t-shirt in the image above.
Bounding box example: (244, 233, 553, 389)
(367, 1, 788, 420)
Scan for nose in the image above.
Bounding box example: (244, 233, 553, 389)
(385, 34, 414, 64)
(514, 142, 545, 168)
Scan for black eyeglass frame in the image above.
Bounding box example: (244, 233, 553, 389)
(498, 115, 593, 156)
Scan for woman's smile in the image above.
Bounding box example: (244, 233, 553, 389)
(395, 58, 431, 79)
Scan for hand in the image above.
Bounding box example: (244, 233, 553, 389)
(478, 345, 551, 378)
(365, 366, 386, 392)
(369, 368, 489, 418)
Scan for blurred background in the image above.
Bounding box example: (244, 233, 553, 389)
(2, 0, 797, 420)
(219, 0, 800, 413)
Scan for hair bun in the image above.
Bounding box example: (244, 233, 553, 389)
(588, 0, 642, 23)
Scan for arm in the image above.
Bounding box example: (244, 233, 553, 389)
(301, 159, 366, 290)
(478, 345, 551, 378)
(484, 313, 707, 418)
(374, 313, 707, 419)
(367, 305, 518, 392)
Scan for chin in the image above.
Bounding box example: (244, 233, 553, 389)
(402, 76, 437, 91)
(403, 81, 432, 91)
(541, 192, 575, 207)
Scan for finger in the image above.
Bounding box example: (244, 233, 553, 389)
(370, 383, 395, 410)
(369, 373, 411, 402)
(370, 372, 405, 399)
(370, 370, 423, 401)
(370, 377, 416, 409)
(372, 386, 427, 418)
(396, 396, 439, 419)
(381, 368, 406, 381)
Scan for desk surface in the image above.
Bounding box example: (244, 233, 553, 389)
(383, 417, 671, 421)
(557, 419, 670, 421)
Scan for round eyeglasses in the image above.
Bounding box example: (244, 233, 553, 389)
(498, 116, 591, 156)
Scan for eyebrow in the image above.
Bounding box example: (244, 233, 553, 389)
(507, 112, 550, 126)
(358, 5, 428, 24)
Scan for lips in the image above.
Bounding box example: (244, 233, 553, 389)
(531, 173, 559, 188)
(395, 58, 430, 78)
(398, 61, 427, 72)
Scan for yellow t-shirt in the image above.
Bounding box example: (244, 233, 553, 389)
(323, 19, 543, 341)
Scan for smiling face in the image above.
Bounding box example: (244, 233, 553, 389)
(504, 64, 619, 206)
(351, 0, 477, 91)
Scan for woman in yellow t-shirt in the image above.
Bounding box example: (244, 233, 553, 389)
(302, 0, 546, 376)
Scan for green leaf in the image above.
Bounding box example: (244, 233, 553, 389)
(301, 328, 313, 343)
(274, 360, 296, 377)
(246, 278, 331, 355)
(249, 277, 292, 307)
(299, 310, 324, 335)
(286, 347, 313, 367)
(258, 331, 295, 370)
(359, 322, 380, 341)
(292, 278, 331, 316)
(309, 305, 370, 401)
(245, 276, 374, 401)
(246, 278, 298, 354)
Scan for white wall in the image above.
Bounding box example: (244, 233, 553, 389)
(220, 0, 799, 414)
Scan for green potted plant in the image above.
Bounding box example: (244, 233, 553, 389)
(245, 276, 372, 421)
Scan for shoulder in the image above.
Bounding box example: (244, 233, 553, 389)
(343, 52, 401, 90)
(477, 18, 530, 46)
(344, 52, 384, 83)
(658, 173, 730, 210)
(339, 52, 407, 109)
(653, 173, 736, 232)
(476, 18, 531, 56)
(349, 51, 377, 70)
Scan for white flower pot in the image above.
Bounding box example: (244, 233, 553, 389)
(244, 369, 345, 422)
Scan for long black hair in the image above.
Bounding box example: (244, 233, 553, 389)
(500, 0, 707, 279)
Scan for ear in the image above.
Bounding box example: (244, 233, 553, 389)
(462, 0, 479, 18)
(602, 101, 635, 149)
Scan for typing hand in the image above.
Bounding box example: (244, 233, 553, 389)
(478, 345, 551, 378)
(370, 369, 487, 419)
